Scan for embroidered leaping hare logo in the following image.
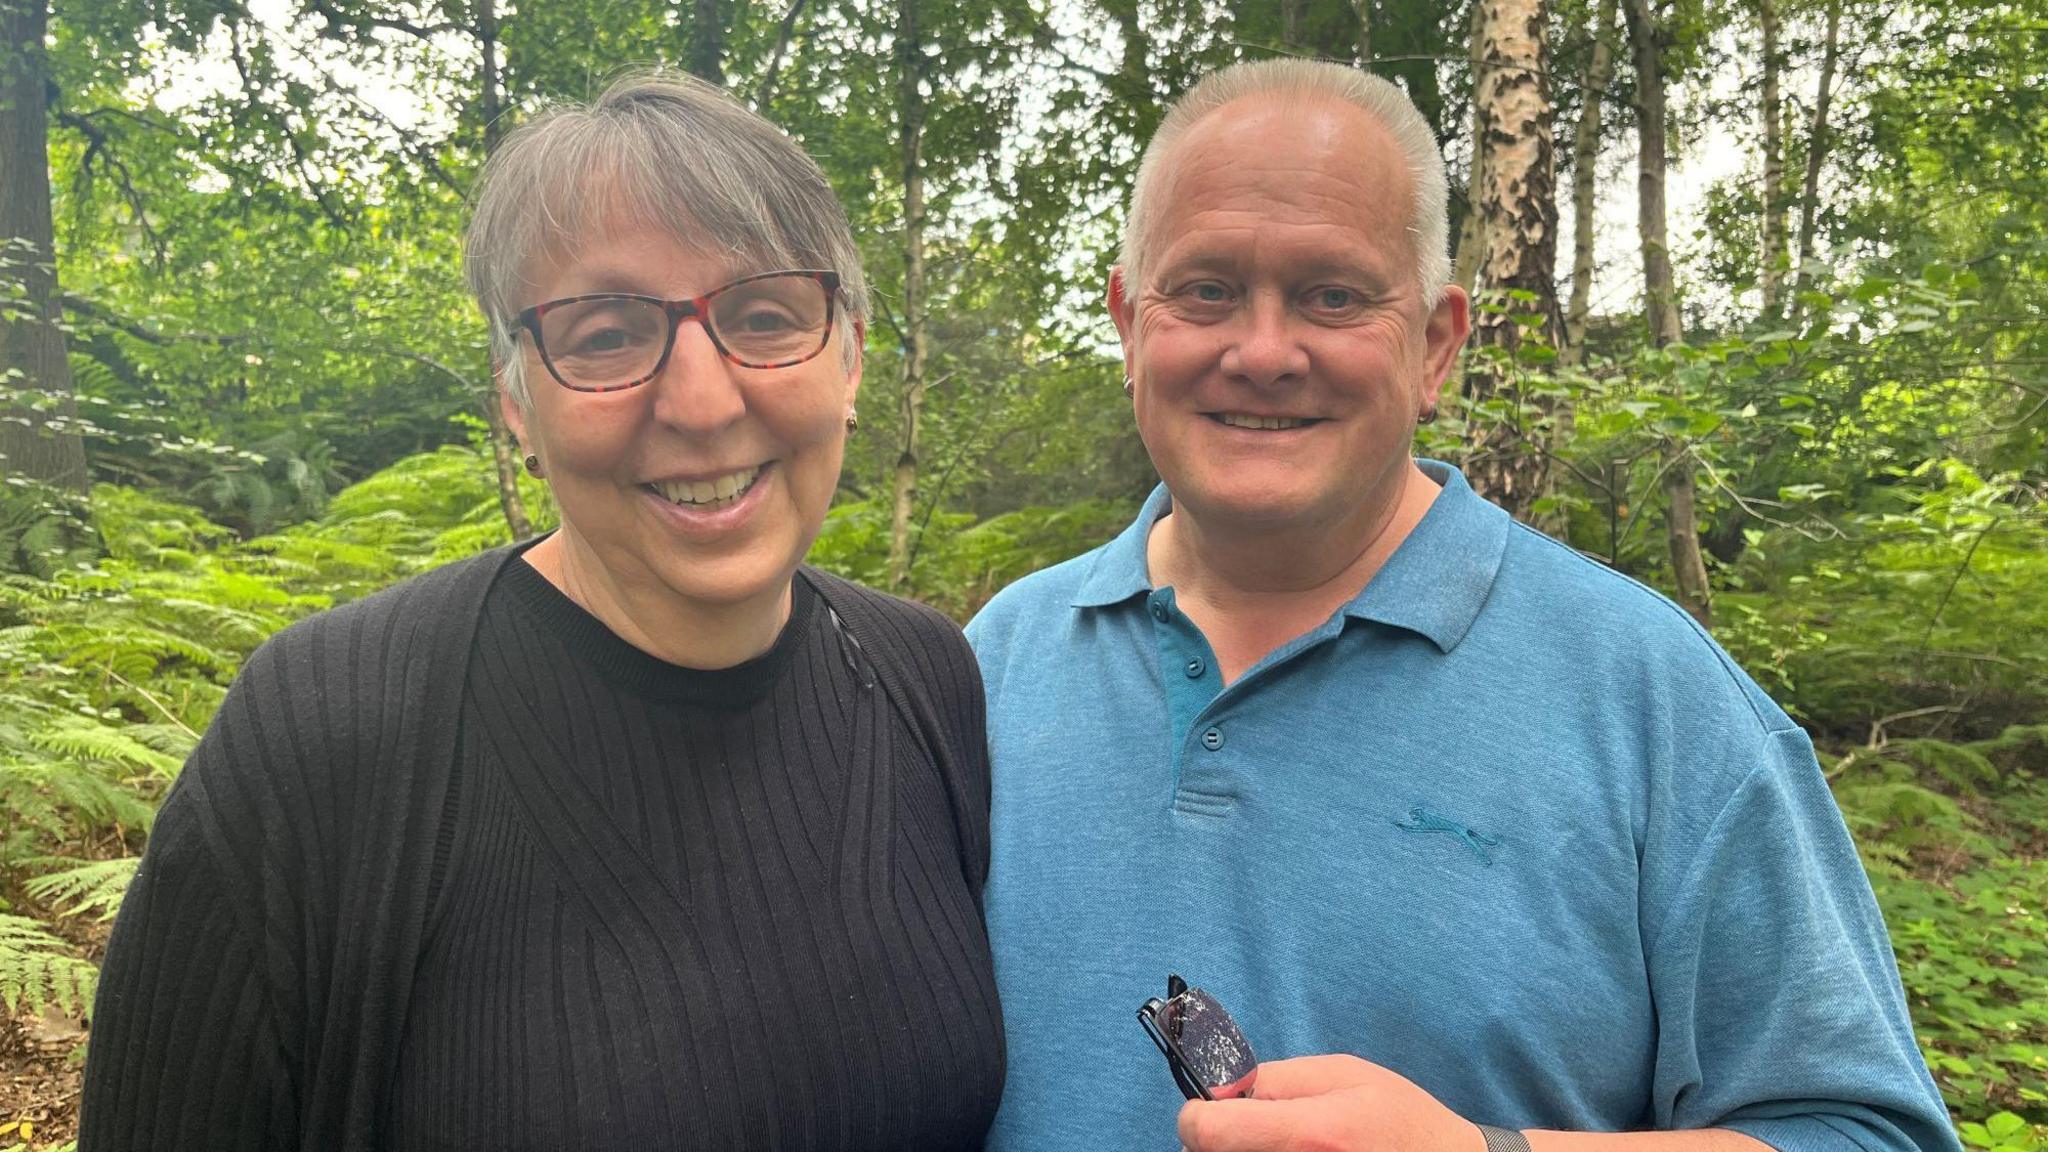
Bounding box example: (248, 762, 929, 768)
(1394, 807, 1502, 866)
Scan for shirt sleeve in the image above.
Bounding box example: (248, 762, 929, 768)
(79, 775, 299, 1150)
(1644, 725, 1959, 1152)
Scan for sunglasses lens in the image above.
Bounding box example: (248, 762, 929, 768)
(1170, 987, 1258, 1099)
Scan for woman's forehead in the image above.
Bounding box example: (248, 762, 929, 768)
(519, 191, 775, 299)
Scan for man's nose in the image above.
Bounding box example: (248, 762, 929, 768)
(646, 316, 747, 432)
(1220, 293, 1310, 387)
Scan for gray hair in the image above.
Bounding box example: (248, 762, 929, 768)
(465, 70, 869, 406)
(1120, 59, 1452, 308)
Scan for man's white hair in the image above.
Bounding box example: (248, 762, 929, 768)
(1120, 59, 1452, 308)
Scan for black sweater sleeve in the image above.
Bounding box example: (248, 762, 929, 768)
(80, 767, 299, 1150)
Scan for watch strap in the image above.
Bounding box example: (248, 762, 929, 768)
(1479, 1125, 1533, 1152)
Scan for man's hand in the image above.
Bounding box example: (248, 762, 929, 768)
(1177, 1054, 1488, 1152)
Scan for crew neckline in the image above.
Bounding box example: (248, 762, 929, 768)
(492, 553, 819, 709)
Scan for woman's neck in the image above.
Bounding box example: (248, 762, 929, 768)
(521, 531, 793, 670)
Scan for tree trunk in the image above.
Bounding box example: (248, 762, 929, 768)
(1352, 0, 1372, 65)
(1624, 0, 1681, 348)
(1450, 6, 1490, 295)
(0, 0, 88, 493)
(1563, 0, 1613, 363)
(686, 0, 725, 85)
(886, 0, 927, 592)
(1280, 0, 1305, 52)
(1757, 0, 1786, 315)
(1462, 0, 1561, 520)
(1624, 0, 1710, 627)
(1789, 0, 1841, 318)
(477, 0, 533, 541)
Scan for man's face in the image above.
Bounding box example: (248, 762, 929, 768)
(1110, 95, 1468, 543)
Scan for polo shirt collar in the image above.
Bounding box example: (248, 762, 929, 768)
(1069, 460, 1510, 653)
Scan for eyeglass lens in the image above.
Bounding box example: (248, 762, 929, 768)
(1166, 986, 1258, 1098)
(537, 274, 831, 388)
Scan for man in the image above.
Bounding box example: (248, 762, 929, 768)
(964, 59, 1957, 1152)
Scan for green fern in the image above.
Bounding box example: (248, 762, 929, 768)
(0, 915, 97, 1018)
(25, 857, 140, 923)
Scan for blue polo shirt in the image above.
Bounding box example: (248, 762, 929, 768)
(965, 463, 1955, 1152)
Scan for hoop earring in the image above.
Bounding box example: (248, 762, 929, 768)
(1123, 376, 1135, 398)
(523, 453, 542, 476)
(845, 408, 860, 433)
(1418, 404, 1440, 425)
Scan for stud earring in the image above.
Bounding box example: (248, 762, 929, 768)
(523, 453, 542, 476)
(845, 408, 860, 433)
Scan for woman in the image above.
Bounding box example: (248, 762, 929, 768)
(80, 72, 1003, 1151)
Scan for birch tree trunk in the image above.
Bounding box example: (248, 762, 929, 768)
(1624, 0, 1711, 627)
(886, 0, 928, 591)
(1790, 0, 1842, 319)
(1563, 0, 1614, 363)
(1462, 0, 1560, 520)
(0, 0, 88, 493)
(1757, 0, 1786, 315)
(477, 0, 533, 541)
(1353, 0, 1372, 64)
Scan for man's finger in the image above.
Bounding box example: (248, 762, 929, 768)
(1179, 1096, 1327, 1152)
(1236, 1054, 1380, 1099)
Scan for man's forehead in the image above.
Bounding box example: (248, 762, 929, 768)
(1147, 95, 1410, 217)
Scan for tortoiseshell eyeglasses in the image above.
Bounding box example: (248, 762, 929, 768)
(1137, 974, 1259, 1101)
(515, 269, 841, 394)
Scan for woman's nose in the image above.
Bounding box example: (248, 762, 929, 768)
(646, 316, 748, 432)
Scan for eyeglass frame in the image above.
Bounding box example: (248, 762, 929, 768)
(1137, 973, 1259, 1102)
(513, 268, 844, 394)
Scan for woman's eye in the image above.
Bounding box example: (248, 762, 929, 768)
(731, 306, 799, 333)
(565, 325, 648, 357)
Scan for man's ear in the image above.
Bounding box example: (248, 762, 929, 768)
(1107, 266, 1138, 383)
(1418, 285, 1472, 410)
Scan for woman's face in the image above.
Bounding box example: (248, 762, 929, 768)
(504, 219, 860, 614)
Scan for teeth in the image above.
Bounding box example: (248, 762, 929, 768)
(1219, 413, 1308, 430)
(654, 465, 761, 508)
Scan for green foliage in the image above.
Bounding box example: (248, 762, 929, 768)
(0, 916, 98, 1019)
(25, 858, 140, 924)
(1834, 727, 2048, 1117)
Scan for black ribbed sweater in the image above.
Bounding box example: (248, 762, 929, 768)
(80, 549, 1004, 1151)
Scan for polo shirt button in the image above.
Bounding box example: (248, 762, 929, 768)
(1201, 726, 1224, 751)
(1184, 657, 1206, 678)
(1150, 600, 1169, 621)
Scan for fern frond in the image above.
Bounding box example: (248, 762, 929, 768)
(25, 858, 139, 922)
(30, 717, 183, 777)
(0, 914, 98, 1018)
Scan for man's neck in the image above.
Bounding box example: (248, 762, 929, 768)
(1146, 461, 1441, 684)
(523, 530, 792, 670)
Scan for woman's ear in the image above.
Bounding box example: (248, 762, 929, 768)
(844, 320, 866, 407)
(497, 367, 531, 453)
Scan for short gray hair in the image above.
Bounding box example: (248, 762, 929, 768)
(465, 70, 869, 406)
(1120, 59, 1451, 308)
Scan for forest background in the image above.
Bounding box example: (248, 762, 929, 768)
(1, 0, 2044, 1144)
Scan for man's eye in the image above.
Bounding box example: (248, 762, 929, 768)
(1188, 282, 1231, 304)
(1310, 287, 1357, 311)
